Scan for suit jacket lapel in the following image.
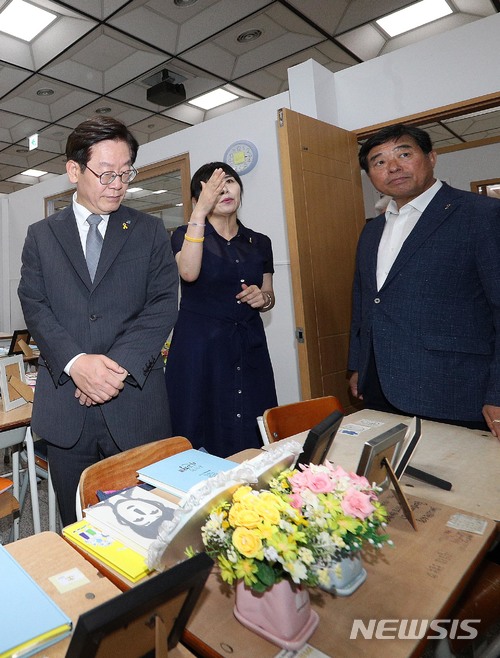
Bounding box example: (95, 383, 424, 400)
(49, 206, 92, 288)
(381, 184, 460, 289)
(92, 206, 135, 287)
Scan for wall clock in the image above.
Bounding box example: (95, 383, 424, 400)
(223, 140, 258, 175)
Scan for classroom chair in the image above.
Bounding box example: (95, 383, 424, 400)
(76, 435, 192, 518)
(262, 395, 344, 444)
(0, 425, 40, 540)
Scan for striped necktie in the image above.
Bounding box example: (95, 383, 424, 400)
(86, 214, 103, 281)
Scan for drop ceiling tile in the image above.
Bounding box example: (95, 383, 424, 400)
(57, 0, 132, 19)
(0, 65, 33, 98)
(0, 77, 99, 123)
(42, 27, 168, 94)
(130, 115, 191, 144)
(286, 0, 351, 34)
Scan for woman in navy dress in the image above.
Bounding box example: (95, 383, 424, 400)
(165, 162, 278, 457)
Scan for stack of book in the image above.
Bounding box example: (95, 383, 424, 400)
(62, 519, 151, 583)
(136, 448, 236, 498)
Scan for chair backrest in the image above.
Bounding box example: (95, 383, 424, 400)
(78, 436, 192, 512)
(263, 396, 344, 443)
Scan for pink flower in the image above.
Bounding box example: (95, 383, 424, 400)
(341, 489, 375, 520)
(348, 472, 371, 489)
(289, 493, 303, 509)
(290, 468, 334, 494)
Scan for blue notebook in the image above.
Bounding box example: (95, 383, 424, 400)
(0, 545, 72, 658)
(136, 448, 236, 497)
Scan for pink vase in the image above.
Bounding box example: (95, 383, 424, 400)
(233, 579, 319, 650)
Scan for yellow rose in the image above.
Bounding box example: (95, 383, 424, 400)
(229, 503, 261, 529)
(252, 499, 281, 525)
(233, 486, 253, 503)
(232, 527, 263, 558)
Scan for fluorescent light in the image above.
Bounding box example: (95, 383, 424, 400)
(188, 89, 238, 110)
(0, 0, 57, 41)
(22, 168, 47, 177)
(125, 187, 143, 194)
(376, 0, 452, 37)
(152, 189, 168, 194)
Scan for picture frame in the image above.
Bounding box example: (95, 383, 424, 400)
(8, 329, 31, 356)
(65, 552, 213, 658)
(0, 355, 28, 412)
(356, 423, 409, 490)
(295, 409, 344, 467)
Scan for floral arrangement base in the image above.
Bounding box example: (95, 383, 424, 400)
(319, 553, 367, 596)
(233, 579, 319, 651)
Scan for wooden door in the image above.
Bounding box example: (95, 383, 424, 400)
(278, 109, 365, 412)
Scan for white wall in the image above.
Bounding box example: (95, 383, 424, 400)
(332, 12, 500, 131)
(435, 142, 500, 191)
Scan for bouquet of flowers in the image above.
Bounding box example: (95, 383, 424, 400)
(196, 460, 391, 593)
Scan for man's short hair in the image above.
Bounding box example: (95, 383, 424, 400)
(359, 123, 433, 172)
(65, 116, 139, 167)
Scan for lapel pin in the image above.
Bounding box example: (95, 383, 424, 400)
(122, 220, 131, 229)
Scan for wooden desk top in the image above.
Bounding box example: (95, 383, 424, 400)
(184, 492, 497, 658)
(267, 409, 500, 521)
(6, 532, 198, 658)
(6, 531, 121, 657)
(0, 401, 31, 430)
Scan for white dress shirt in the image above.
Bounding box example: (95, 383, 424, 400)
(376, 180, 442, 290)
(65, 194, 110, 375)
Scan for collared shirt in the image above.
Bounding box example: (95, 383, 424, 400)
(72, 192, 110, 257)
(376, 179, 443, 290)
(65, 194, 111, 375)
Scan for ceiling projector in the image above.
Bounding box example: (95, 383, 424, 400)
(147, 80, 186, 107)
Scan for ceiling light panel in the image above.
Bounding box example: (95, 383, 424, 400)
(376, 0, 453, 37)
(0, 0, 57, 41)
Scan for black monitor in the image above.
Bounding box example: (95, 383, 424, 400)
(66, 552, 213, 658)
(295, 409, 344, 466)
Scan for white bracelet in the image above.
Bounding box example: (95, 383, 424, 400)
(261, 292, 273, 310)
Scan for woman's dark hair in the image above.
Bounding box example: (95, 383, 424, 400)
(190, 161, 243, 201)
(65, 116, 139, 167)
(359, 123, 434, 172)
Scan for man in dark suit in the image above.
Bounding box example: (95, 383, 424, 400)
(348, 123, 500, 438)
(18, 117, 179, 524)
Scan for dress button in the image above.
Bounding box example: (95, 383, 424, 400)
(238, 390, 242, 394)
(236, 366, 241, 371)
(236, 413, 241, 418)
(227, 241, 231, 246)
(374, 298, 381, 304)
(235, 259, 239, 263)
(90, 314, 97, 321)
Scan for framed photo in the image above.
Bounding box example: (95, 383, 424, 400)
(8, 329, 31, 355)
(0, 355, 27, 412)
(66, 552, 213, 658)
(295, 409, 344, 467)
(356, 423, 408, 490)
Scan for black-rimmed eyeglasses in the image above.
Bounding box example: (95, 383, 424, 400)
(85, 164, 137, 185)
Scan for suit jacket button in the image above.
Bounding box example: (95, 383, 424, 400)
(374, 298, 381, 304)
(90, 314, 97, 321)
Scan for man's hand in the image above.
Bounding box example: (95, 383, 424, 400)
(482, 404, 500, 440)
(70, 354, 127, 404)
(349, 371, 363, 400)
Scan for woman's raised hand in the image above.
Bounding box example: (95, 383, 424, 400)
(195, 168, 227, 218)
